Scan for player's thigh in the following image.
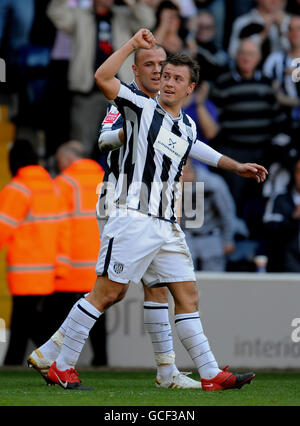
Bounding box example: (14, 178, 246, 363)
(96, 213, 161, 284)
(143, 226, 195, 287)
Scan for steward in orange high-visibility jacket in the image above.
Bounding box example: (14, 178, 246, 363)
(52, 141, 107, 366)
(0, 139, 70, 365)
(0, 156, 70, 296)
(54, 141, 105, 293)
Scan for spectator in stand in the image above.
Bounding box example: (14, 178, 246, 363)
(208, 39, 285, 237)
(176, 0, 199, 20)
(153, 1, 194, 56)
(183, 80, 219, 143)
(43, 0, 81, 164)
(0, 140, 70, 365)
(262, 16, 300, 201)
(181, 159, 237, 272)
(112, 0, 156, 83)
(263, 156, 300, 272)
(0, 0, 34, 75)
(0, 0, 57, 154)
(187, 0, 227, 49)
(228, 0, 291, 64)
(0, 0, 34, 126)
(28, 140, 108, 368)
(223, 1, 254, 49)
(192, 10, 230, 83)
(47, 0, 155, 155)
(263, 15, 300, 135)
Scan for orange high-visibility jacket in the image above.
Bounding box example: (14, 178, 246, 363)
(0, 165, 70, 295)
(54, 159, 104, 293)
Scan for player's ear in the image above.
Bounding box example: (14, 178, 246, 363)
(132, 64, 138, 77)
(187, 82, 195, 96)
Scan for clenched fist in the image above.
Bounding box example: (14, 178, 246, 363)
(131, 29, 156, 51)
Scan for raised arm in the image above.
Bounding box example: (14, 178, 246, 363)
(94, 29, 156, 100)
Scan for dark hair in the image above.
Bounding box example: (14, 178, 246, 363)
(161, 53, 200, 85)
(155, 0, 180, 28)
(134, 44, 166, 65)
(9, 139, 38, 176)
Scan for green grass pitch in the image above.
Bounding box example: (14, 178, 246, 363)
(0, 369, 300, 406)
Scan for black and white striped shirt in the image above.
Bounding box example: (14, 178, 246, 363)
(99, 80, 143, 186)
(105, 82, 198, 222)
(263, 51, 300, 122)
(228, 8, 290, 61)
(97, 81, 139, 221)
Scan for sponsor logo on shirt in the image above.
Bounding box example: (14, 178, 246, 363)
(104, 111, 121, 124)
(154, 127, 189, 164)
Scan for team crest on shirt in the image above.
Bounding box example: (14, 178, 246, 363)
(113, 262, 124, 274)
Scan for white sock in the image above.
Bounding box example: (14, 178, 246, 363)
(144, 301, 179, 380)
(38, 334, 62, 361)
(56, 298, 102, 371)
(175, 312, 221, 380)
(38, 300, 81, 360)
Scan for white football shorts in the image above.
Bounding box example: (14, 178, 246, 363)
(95, 209, 196, 287)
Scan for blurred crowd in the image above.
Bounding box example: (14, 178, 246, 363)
(1, 0, 300, 276)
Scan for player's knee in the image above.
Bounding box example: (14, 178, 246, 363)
(115, 286, 127, 303)
(87, 276, 128, 311)
(143, 284, 168, 303)
(190, 287, 199, 311)
(172, 283, 199, 313)
(101, 286, 127, 309)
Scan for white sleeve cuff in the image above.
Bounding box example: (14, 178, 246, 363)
(189, 139, 223, 167)
(98, 129, 123, 153)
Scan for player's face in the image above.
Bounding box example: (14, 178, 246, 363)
(133, 48, 167, 96)
(159, 64, 195, 110)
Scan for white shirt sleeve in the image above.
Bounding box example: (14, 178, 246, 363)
(98, 129, 123, 153)
(189, 139, 223, 168)
(115, 82, 149, 109)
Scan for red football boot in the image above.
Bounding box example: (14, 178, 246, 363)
(47, 361, 92, 390)
(201, 366, 255, 391)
